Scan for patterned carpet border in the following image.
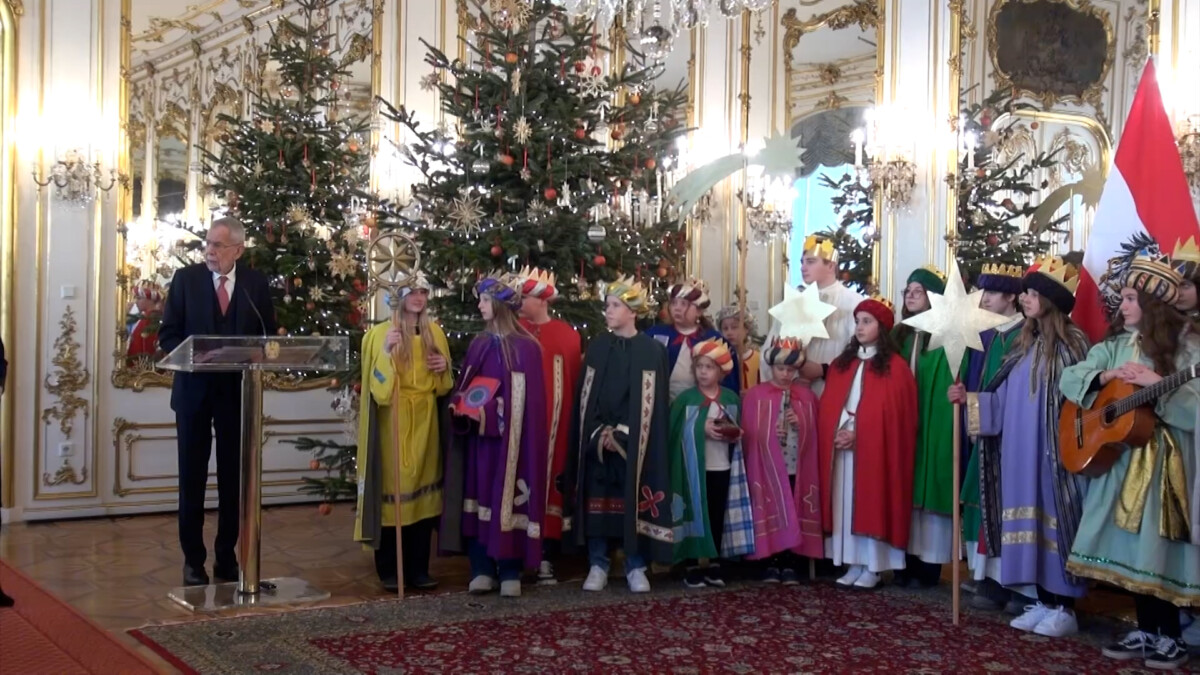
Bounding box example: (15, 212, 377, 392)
(129, 580, 1197, 675)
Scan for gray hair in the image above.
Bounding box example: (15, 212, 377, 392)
(209, 216, 246, 244)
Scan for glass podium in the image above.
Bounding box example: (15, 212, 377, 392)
(158, 335, 349, 612)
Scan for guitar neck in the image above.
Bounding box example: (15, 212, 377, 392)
(1112, 365, 1199, 416)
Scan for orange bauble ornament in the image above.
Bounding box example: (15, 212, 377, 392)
(629, 92, 641, 105)
(543, 187, 558, 201)
(656, 265, 668, 278)
(505, 52, 519, 64)
(611, 127, 623, 141)
(499, 153, 514, 166)
(574, 127, 587, 140)
(347, 138, 360, 152)
(309, 459, 321, 470)
(593, 254, 606, 266)
(644, 158, 657, 170)
(490, 244, 503, 257)
(318, 503, 332, 516)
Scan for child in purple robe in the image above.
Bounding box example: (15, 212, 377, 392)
(442, 272, 548, 599)
(741, 337, 822, 586)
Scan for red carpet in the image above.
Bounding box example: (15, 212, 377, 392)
(0, 561, 161, 675)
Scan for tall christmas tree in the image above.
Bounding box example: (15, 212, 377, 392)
(377, 0, 689, 357)
(951, 87, 1065, 281)
(200, 0, 373, 364)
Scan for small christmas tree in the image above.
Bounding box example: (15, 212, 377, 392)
(816, 170, 876, 294)
(951, 88, 1066, 281)
(200, 0, 374, 364)
(377, 0, 689, 358)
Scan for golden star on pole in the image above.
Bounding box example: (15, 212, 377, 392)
(768, 283, 836, 344)
(901, 261, 1010, 379)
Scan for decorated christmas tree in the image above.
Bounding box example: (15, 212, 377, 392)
(951, 87, 1066, 282)
(816, 170, 876, 294)
(200, 0, 374, 362)
(377, 0, 689, 357)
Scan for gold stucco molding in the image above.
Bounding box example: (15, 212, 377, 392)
(42, 306, 90, 439)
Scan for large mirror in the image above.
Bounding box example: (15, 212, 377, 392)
(782, 1, 880, 295)
(114, 0, 381, 391)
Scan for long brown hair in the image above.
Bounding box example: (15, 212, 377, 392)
(392, 294, 438, 367)
(1017, 294, 1089, 368)
(1106, 290, 1187, 376)
(832, 330, 899, 376)
(482, 296, 538, 370)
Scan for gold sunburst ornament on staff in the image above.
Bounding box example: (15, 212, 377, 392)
(366, 229, 423, 601)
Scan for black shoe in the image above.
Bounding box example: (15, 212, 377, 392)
(1102, 630, 1154, 661)
(381, 576, 399, 593)
(762, 567, 782, 584)
(781, 568, 801, 586)
(183, 563, 210, 586)
(1145, 635, 1189, 670)
(406, 575, 439, 591)
(0, 590, 13, 608)
(683, 568, 706, 589)
(892, 571, 915, 588)
(213, 561, 239, 583)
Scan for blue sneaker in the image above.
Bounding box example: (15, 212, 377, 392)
(763, 567, 782, 584)
(781, 568, 801, 586)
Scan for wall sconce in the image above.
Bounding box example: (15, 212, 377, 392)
(738, 170, 796, 244)
(1178, 114, 1200, 199)
(32, 149, 121, 204)
(851, 108, 918, 209)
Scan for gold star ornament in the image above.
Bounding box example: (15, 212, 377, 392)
(901, 261, 1011, 380)
(768, 283, 836, 344)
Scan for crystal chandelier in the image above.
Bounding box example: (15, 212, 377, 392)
(31, 149, 121, 205)
(850, 107, 917, 210)
(555, 0, 771, 61)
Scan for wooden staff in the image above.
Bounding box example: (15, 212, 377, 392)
(388, 293, 405, 600)
(952, 388, 962, 626)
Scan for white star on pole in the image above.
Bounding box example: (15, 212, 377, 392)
(768, 284, 836, 344)
(901, 261, 1011, 380)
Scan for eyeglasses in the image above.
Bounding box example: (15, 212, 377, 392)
(204, 240, 242, 251)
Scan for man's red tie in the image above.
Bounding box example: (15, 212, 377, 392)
(217, 276, 230, 315)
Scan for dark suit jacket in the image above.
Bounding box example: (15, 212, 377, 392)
(158, 262, 278, 414)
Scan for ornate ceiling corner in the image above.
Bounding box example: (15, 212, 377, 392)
(44, 461, 88, 487)
(814, 91, 849, 110)
(986, 0, 1115, 124)
(781, 1, 880, 74)
(41, 305, 90, 439)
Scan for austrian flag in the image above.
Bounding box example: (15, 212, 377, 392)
(1072, 61, 1200, 342)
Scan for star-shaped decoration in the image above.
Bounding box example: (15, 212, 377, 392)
(518, 167, 531, 182)
(901, 261, 1011, 380)
(342, 226, 363, 248)
(327, 249, 358, 280)
(578, 70, 607, 98)
(419, 72, 440, 92)
(253, 160, 264, 177)
(479, 117, 495, 134)
(287, 203, 311, 225)
(257, 118, 275, 134)
(513, 116, 532, 145)
(368, 232, 420, 286)
(309, 286, 327, 303)
(755, 132, 806, 182)
(511, 68, 522, 96)
(768, 283, 836, 344)
(528, 199, 547, 215)
(448, 192, 485, 233)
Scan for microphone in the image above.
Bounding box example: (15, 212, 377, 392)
(241, 287, 268, 339)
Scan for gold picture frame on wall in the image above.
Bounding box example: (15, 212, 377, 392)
(987, 0, 1116, 120)
(112, 0, 383, 392)
(781, 1, 884, 295)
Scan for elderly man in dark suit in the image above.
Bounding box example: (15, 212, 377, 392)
(159, 217, 277, 586)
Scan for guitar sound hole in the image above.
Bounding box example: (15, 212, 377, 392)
(1103, 409, 1115, 425)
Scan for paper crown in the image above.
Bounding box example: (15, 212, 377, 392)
(668, 277, 711, 311)
(854, 295, 896, 332)
(604, 275, 651, 315)
(765, 336, 805, 366)
(1023, 256, 1080, 314)
(976, 262, 1026, 294)
(1172, 236, 1200, 281)
(1124, 252, 1182, 305)
(399, 271, 431, 298)
(692, 338, 734, 375)
(473, 271, 523, 310)
(132, 281, 163, 302)
(514, 265, 558, 301)
(714, 304, 758, 335)
(907, 265, 947, 295)
(803, 234, 837, 261)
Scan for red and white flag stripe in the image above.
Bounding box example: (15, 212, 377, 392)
(1073, 60, 1200, 342)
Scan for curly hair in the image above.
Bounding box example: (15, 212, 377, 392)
(1106, 290, 1187, 376)
(832, 330, 899, 376)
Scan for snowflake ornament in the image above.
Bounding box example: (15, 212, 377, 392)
(519, 167, 532, 182)
(288, 203, 312, 225)
(449, 192, 486, 233)
(310, 286, 328, 303)
(528, 199, 547, 216)
(342, 226, 363, 248)
(327, 250, 358, 279)
(513, 116, 532, 145)
(479, 117, 495, 134)
(419, 72, 440, 92)
(578, 70, 607, 98)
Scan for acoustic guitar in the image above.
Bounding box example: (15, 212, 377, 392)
(1059, 363, 1199, 477)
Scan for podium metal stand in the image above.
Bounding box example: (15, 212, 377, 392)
(158, 335, 349, 612)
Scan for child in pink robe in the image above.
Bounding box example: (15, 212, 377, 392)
(741, 337, 822, 585)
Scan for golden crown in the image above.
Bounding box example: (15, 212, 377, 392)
(605, 275, 650, 314)
(919, 264, 947, 281)
(1173, 236, 1200, 263)
(770, 336, 804, 351)
(867, 293, 895, 312)
(1030, 255, 1081, 294)
(803, 234, 836, 260)
(980, 262, 1024, 279)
